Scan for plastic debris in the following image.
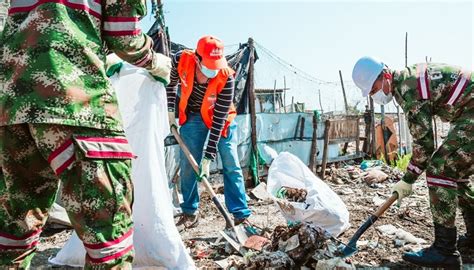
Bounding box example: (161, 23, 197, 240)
(376, 224, 426, 245)
(276, 186, 308, 202)
(243, 235, 270, 251)
(250, 182, 273, 202)
(363, 169, 389, 184)
(315, 257, 356, 270)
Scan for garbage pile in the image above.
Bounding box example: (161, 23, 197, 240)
(243, 223, 342, 269)
(328, 160, 404, 185)
(276, 186, 308, 202)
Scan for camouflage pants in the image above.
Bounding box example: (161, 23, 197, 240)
(425, 118, 474, 228)
(0, 124, 134, 269)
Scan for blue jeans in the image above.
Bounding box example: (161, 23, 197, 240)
(179, 113, 251, 219)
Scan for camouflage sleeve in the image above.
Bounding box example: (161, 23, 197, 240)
(403, 101, 435, 184)
(102, 0, 155, 69)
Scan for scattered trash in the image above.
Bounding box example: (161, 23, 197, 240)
(276, 186, 308, 202)
(315, 257, 356, 270)
(394, 239, 406, 247)
(244, 250, 295, 269)
(356, 240, 368, 248)
(243, 235, 270, 251)
(250, 182, 273, 202)
(280, 234, 300, 252)
(214, 255, 243, 269)
(270, 224, 328, 266)
(338, 188, 355, 195)
(372, 195, 386, 206)
(360, 160, 383, 170)
(367, 239, 379, 249)
(376, 224, 427, 245)
(267, 152, 350, 236)
(363, 169, 388, 184)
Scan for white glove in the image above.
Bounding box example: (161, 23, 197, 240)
(148, 53, 171, 85)
(198, 157, 212, 181)
(106, 53, 122, 68)
(391, 180, 413, 206)
(105, 53, 123, 76)
(168, 111, 177, 129)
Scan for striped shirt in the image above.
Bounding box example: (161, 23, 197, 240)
(167, 51, 235, 159)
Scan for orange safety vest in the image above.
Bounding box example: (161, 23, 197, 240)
(177, 50, 237, 137)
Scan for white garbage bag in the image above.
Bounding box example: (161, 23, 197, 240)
(267, 152, 350, 237)
(49, 62, 195, 269)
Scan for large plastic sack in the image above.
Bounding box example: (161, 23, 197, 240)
(266, 152, 350, 237)
(49, 62, 195, 269)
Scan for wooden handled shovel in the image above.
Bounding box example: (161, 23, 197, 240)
(170, 125, 248, 246)
(340, 193, 398, 257)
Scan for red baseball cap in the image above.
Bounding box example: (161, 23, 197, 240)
(196, 35, 228, 70)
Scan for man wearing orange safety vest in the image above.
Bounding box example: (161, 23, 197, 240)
(166, 36, 251, 229)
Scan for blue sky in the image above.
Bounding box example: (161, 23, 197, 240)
(140, 1, 473, 112)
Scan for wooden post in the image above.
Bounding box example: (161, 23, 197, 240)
(273, 80, 277, 113)
(247, 38, 259, 182)
(405, 32, 408, 68)
(294, 115, 301, 139)
(283, 76, 287, 113)
(362, 105, 370, 153)
(299, 117, 305, 140)
(370, 97, 376, 157)
(291, 96, 294, 112)
(318, 89, 323, 114)
(320, 119, 331, 179)
(342, 142, 349, 155)
(397, 32, 407, 155)
(309, 112, 318, 172)
(339, 70, 349, 114)
(355, 117, 360, 155)
(380, 104, 389, 162)
(396, 105, 402, 155)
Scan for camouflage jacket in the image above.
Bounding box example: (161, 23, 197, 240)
(392, 63, 473, 183)
(0, 0, 158, 131)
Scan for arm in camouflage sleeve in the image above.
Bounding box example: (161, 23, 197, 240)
(403, 101, 435, 184)
(102, 0, 170, 84)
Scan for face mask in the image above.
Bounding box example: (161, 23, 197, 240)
(371, 78, 393, 105)
(200, 64, 219, 79)
(372, 90, 393, 105)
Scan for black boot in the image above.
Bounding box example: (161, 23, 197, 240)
(402, 223, 462, 269)
(458, 209, 474, 249)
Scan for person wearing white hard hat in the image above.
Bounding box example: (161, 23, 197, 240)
(352, 57, 473, 269)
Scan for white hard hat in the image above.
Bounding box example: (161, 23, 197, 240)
(352, 56, 384, 97)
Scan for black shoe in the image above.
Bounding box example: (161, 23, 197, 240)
(402, 224, 462, 269)
(458, 209, 474, 249)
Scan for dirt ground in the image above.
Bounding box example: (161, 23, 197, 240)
(32, 162, 473, 269)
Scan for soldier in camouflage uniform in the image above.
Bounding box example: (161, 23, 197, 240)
(353, 57, 473, 269)
(0, 1, 171, 268)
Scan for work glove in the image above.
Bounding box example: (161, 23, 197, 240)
(148, 52, 171, 85)
(391, 180, 413, 206)
(105, 54, 123, 77)
(198, 157, 212, 182)
(168, 111, 177, 129)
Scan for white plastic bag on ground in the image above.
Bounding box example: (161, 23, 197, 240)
(49, 62, 195, 269)
(267, 152, 350, 237)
